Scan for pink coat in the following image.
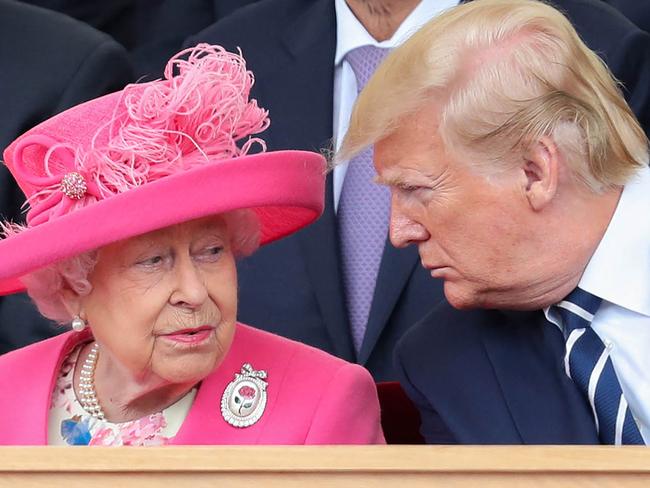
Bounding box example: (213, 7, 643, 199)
(0, 323, 385, 445)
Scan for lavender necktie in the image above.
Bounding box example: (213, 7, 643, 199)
(338, 45, 391, 353)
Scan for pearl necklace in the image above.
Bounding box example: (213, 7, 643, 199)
(78, 342, 106, 420)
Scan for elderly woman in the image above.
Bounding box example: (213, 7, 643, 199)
(0, 45, 384, 445)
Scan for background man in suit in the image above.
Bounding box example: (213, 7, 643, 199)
(0, 0, 133, 353)
(339, 0, 649, 444)
(21, 0, 262, 78)
(188, 0, 650, 382)
(189, 0, 453, 381)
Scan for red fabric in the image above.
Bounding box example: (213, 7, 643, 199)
(377, 381, 425, 444)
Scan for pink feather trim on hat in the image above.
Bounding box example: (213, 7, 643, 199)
(7, 44, 270, 230)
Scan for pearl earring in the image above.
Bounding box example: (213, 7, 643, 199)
(71, 316, 86, 332)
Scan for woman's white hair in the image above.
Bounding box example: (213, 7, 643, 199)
(337, 0, 648, 191)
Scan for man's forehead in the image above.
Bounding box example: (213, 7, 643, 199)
(374, 116, 447, 180)
(375, 103, 443, 155)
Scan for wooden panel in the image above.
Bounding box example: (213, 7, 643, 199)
(1, 446, 649, 487)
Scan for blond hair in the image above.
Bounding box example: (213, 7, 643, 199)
(337, 0, 648, 191)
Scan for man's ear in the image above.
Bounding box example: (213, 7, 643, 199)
(520, 136, 559, 211)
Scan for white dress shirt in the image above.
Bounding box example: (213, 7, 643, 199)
(332, 0, 458, 211)
(545, 165, 650, 443)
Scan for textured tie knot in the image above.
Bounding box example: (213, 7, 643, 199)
(554, 287, 603, 335)
(345, 45, 392, 93)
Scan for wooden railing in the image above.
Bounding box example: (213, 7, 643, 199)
(1, 446, 649, 487)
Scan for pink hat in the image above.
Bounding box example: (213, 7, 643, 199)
(0, 44, 325, 295)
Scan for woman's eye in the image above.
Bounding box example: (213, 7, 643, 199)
(206, 246, 222, 255)
(138, 255, 164, 266)
(196, 246, 223, 261)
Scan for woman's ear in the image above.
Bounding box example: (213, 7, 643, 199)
(520, 136, 559, 211)
(60, 287, 85, 321)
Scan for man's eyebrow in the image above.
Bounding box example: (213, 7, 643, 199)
(373, 173, 402, 186)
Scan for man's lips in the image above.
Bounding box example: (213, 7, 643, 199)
(422, 263, 448, 278)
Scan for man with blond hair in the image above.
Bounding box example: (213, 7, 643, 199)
(186, 0, 650, 388)
(339, 0, 649, 444)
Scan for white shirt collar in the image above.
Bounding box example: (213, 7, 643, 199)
(334, 0, 458, 65)
(578, 165, 650, 317)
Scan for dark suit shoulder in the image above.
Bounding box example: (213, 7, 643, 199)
(551, 0, 644, 33)
(189, 0, 305, 48)
(396, 303, 589, 444)
(395, 303, 548, 403)
(601, 0, 650, 33)
(0, 0, 133, 140)
(548, 0, 650, 136)
(0, 0, 125, 61)
(396, 302, 493, 374)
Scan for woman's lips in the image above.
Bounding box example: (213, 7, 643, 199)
(160, 325, 215, 345)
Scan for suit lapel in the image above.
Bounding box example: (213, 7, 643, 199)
(270, 0, 354, 360)
(172, 326, 265, 444)
(357, 242, 419, 364)
(290, 0, 420, 363)
(7, 331, 88, 444)
(298, 177, 356, 361)
(264, 0, 426, 362)
(480, 310, 600, 444)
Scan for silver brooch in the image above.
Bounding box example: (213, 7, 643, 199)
(221, 363, 268, 428)
(60, 172, 87, 200)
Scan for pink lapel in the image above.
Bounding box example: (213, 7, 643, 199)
(172, 324, 293, 445)
(1, 324, 292, 445)
(0, 330, 90, 445)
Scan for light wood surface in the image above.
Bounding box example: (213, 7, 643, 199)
(1, 446, 649, 487)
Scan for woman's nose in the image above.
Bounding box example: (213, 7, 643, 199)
(170, 256, 209, 309)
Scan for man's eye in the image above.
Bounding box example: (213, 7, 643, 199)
(398, 184, 424, 193)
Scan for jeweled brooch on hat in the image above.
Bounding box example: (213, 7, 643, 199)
(221, 363, 268, 428)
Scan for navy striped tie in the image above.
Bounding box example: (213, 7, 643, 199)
(555, 288, 644, 445)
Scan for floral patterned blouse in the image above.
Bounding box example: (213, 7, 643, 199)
(48, 344, 196, 446)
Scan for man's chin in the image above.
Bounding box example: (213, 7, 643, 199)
(443, 284, 481, 310)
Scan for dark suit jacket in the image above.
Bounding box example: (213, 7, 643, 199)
(0, 0, 133, 353)
(395, 303, 601, 444)
(24, 0, 262, 78)
(601, 0, 650, 33)
(187, 0, 650, 382)
(547, 0, 650, 136)
(394, 0, 650, 444)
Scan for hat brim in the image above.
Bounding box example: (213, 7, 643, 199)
(0, 150, 325, 295)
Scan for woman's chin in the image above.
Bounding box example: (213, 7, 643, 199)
(157, 362, 216, 386)
(149, 324, 234, 385)
(153, 349, 221, 385)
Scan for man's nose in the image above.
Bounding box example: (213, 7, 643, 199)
(389, 205, 429, 248)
